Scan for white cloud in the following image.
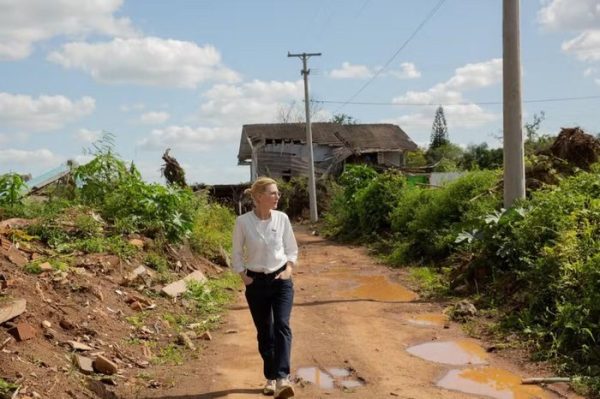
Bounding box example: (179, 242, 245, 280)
(200, 79, 305, 124)
(595, 78, 600, 85)
(140, 111, 170, 125)
(389, 62, 422, 79)
(393, 58, 502, 105)
(584, 67, 597, 76)
(386, 59, 501, 137)
(330, 62, 373, 79)
(137, 125, 234, 151)
(329, 61, 421, 80)
(0, 148, 62, 171)
(538, 0, 600, 31)
(539, 1, 600, 66)
(0, 0, 136, 60)
(137, 79, 318, 152)
(562, 30, 600, 61)
(48, 37, 240, 88)
(0, 92, 95, 132)
(74, 128, 101, 143)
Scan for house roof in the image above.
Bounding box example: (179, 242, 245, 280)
(238, 123, 418, 163)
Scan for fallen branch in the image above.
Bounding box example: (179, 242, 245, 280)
(522, 377, 571, 385)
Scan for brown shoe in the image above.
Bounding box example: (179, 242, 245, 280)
(275, 378, 295, 398)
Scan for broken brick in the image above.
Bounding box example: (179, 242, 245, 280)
(0, 298, 26, 324)
(39, 262, 53, 272)
(6, 246, 28, 267)
(93, 355, 118, 375)
(9, 322, 37, 341)
(200, 331, 212, 341)
(68, 340, 93, 351)
(73, 354, 94, 375)
(161, 270, 207, 298)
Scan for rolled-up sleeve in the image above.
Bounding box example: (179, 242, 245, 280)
(282, 215, 298, 265)
(231, 218, 245, 273)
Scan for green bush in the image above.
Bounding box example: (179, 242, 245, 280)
(190, 196, 236, 261)
(398, 170, 501, 262)
(0, 173, 26, 210)
(355, 170, 406, 233)
(463, 166, 600, 387)
(322, 164, 378, 239)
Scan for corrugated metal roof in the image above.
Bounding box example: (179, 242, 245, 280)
(238, 123, 417, 163)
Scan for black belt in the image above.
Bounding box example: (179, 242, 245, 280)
(246, 264, 287, 279)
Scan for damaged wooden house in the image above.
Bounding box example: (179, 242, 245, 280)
(237, 123, 418, 181)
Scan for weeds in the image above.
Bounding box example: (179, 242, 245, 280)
(152, 344, 184, 366)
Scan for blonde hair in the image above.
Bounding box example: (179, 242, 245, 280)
(244, 177, 277, 202)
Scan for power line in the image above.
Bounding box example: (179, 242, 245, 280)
(334, 0, 447, 113)
(314, 94, 600, 107)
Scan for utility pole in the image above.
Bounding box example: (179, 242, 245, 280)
(503, 0, 525, 208)
(288, 51, 321, 222)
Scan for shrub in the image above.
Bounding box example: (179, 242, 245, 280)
(462, 166, 600, 385)
(190, 196, 236, 261)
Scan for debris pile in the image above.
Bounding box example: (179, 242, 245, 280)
(0, 216, 226, 398)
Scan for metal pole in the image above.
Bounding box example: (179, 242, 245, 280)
(288, 52, 321, 222)
(503, 0, 525, 208)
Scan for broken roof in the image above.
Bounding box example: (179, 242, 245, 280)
(238, 123, 418, 163)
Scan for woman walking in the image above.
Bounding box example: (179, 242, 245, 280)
(232, 177, 298, 398)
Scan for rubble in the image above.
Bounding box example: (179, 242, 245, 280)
(67, 340, 93, 351)
(162, 270, 207, 297)
(0, 298, 26, 324)
(0, 213, 227, 397)
(9, 322, 37, 341)
(93, 355, 119, 375)
(73, 354, 94, 375)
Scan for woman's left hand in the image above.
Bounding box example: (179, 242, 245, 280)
(275, 263, 293, 280)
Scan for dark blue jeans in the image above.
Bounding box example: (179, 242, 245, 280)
(245, 277, 294, 380)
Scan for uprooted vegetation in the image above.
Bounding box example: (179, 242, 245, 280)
(323, 128, 600, 397)
(0, 142, 239, 398)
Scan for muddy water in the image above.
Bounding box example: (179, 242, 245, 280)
(406, 339, 489, 365)
(296, 367, 334, 389)
(437, 367, 549, 399)
(295, 367, 364, 390)
(407, 313, 449, 327)
(336, 274, 418, 302)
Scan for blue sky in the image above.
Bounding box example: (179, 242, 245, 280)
(1, 0, 599, 184)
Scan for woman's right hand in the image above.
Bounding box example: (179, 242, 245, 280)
(240, 272, 254, 286)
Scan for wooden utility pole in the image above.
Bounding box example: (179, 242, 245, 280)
(288, 51, 321, 222)
(503, 0, 525, 207)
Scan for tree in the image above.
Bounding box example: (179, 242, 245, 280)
(275, 99, 326, 123)
(430, 106, 449, 149)
(330, 113, 358, 125)
(460, 143, 503, 170)
(426, 142, 464, 172)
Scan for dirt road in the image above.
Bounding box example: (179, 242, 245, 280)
(131, 227, 578, 399)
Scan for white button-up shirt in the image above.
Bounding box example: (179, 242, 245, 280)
(232, 210, 298, 274)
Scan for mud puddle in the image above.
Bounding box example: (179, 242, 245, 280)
(406, 339, 488, 365)
(406, 313, 449, 327)
(296, 366, 364, 390)
(335, 274, 418, 302)
(437, 367, 549, 399)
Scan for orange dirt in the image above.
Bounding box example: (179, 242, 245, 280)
(127, 227, 583, 399)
